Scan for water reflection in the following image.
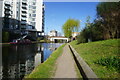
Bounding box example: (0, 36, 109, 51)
(2, 43, 63, 80)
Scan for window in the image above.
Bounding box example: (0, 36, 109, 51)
(29, 14, 31, 17)
(33, 2, 36, 5)
(32, 14, 36, 17)
(32, 10, 36, 13)
(32, 18, 35, 21)
(32, 22, 36, 26)
(32, 6, 36, 9)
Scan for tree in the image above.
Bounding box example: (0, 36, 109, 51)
(85, 16, 93, 42)
(97, 2, 120, 39)
(77, 16, 104, 44)
(62, 18, 80, 38)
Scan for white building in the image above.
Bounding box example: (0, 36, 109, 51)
(48, 30, 58, 37)
(0, 0, 44, 35)
(27, 0, 44, 32)
(72, 32, 80, 38)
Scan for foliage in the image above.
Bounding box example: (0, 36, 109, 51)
(62, 18, 80, 38)
(77, 2, 120, 44)
(95, 56, 120, 72)
(9, 32, 21, 41)
(2, 31, 9, 42)
(77, 16, 104, 44)
(97, 2, 120, 39)
(70, 39, 120, 78)
(24, 44, 66, 78)
(77, 28, 88, 43)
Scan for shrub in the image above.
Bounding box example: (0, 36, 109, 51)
(95, 56, 120, 72)
(2, 31, 9, 42)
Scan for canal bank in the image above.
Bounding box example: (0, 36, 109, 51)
(24, 44, 83, 79)
(24, 44, 66, 78)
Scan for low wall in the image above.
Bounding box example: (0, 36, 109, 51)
(68, 44, 98, 80)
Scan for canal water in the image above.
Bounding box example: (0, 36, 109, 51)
(1, 43, 63, 80)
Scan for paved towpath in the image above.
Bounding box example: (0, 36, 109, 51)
(54, 44, 79, 78)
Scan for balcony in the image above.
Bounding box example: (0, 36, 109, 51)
(21, 15, 27, 18)
(4, 2, 11, 6)
(21, 17, 27, 21)
(22, 2, 27, 5)
(21, 21, 27, 25)
(21, 25, 26, 29)
(4, 6, 11, 10)
(22, 5, 27, 10)
(4, 11, 12, 15)
(22, 0, 27, 1)
(22, 7, 27, 11)
(22, 4, 27, 8)
(21, 11, 27, 14)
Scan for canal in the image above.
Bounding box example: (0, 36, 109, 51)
(1, 43, 63, 80)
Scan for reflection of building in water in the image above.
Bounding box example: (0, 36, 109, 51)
(35, 44, 44, 67)
(35, 53, 41, 67)
(2, 56, 35, 79)
(2, 44, 39, 79)
(48, 43, 64, 52)
(0, 66, 2, 80)
(25, 59, 34, 75)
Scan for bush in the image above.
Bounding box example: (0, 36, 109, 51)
(77, 27, 91, 44)
(2, 31, 9, 42)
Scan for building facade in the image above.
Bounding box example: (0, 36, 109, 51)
(48, 30, 58, 37)
(1, 0, 44, 40)
(72, 32, 80, 39)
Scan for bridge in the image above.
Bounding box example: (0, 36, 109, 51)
(48, 36, 69, 42)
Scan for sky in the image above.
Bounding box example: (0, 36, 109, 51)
(44, 2, 99, 35)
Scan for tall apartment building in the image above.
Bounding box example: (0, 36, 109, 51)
(1, 0, 44, 37)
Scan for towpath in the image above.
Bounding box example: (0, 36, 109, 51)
(54, 44, 80, 78)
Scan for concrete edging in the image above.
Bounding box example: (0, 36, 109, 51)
(68, 43, 98, 79)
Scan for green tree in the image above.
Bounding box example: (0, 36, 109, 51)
(62, 18, 80, 38)
(97, 2, 120, 39)
(85, 16, 93, 42)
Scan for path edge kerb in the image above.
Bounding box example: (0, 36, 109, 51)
(68, 43, 98, 79)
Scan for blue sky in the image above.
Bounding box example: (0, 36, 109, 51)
(44, 2, 99, 35)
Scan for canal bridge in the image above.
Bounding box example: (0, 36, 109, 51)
(48, 36, 69, 42)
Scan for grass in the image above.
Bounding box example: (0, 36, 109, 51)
(70, 39, 120, 78)
(24, 44, 66, 78)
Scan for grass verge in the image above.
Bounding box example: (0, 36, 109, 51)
(24, 44, 66, 78)
(70, 39, 120, 78)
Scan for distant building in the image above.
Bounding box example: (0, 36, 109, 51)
(48, 30, 58, 37)
(72, 32, 80, 38)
